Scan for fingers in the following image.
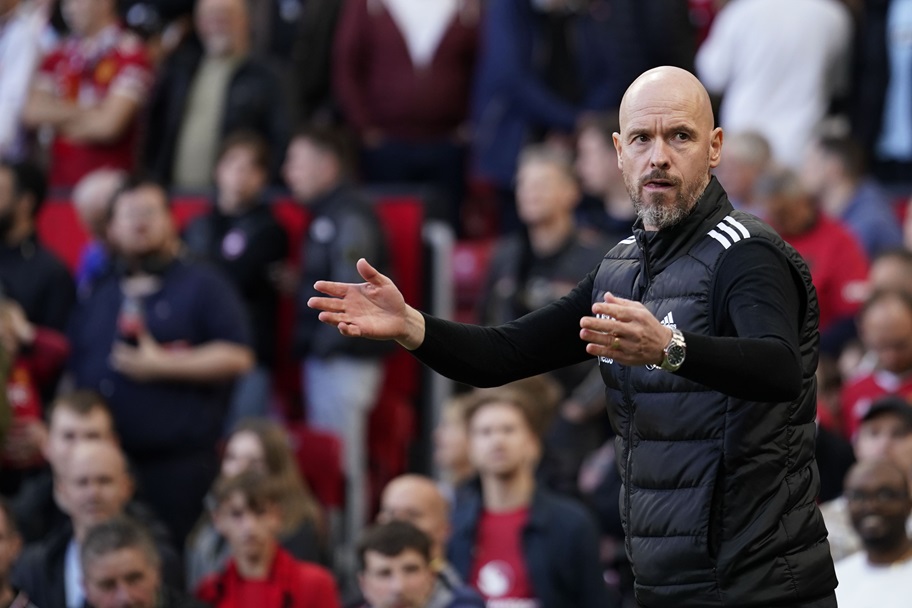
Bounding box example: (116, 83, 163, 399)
(309, 295, 347, 313)
(356, 258, 389, 287)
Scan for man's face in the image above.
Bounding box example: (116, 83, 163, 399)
(0, 513, 21, 581)
(861, 298, 912, 374)
(855, 413, 912, 462)
(215, 146, 267, 215)
(799, 142, 831, 197)
(378, 479, 449, 560)
(195, 0, 246, 57)
(44, 407, 115, 470)
(213, 492, 281, 562)
(869, 257, 912, 296)
(433, 407, 470, 475)
(468, 402, 538, 478)
(515, 160, 578, 227)
(83, 547, 161, 608)
(613, 83, 721, 230)
(58, 446, 133, 529)
(220, 431, 267, 479)
(576, 129, 621, 197)
(359, 549, 436, 608)
(846, 464, 912, 552)
(62, 0, 112, 37)
(282, 139, 331, 202)
(107, 186, 174, 258)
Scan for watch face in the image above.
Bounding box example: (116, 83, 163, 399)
(667, 343, 686, 367)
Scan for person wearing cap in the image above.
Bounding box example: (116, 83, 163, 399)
(820, 395, 912, 562)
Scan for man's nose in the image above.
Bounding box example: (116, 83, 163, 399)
(650, 139, 671, 169)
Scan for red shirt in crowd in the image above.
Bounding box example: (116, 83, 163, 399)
(469, 507, 540, 608)
(783, 214, 868, 334)
(195, 547, 340, 608)
(33, 24, 152, 187)
(840, 371, 912, 439)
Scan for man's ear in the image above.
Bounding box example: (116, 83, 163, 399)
(612, 132, 623, 171)
(709, 127, 724, 169)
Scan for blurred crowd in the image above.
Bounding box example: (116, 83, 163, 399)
(1, 0, 912, 607)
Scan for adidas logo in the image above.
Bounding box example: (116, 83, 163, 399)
(660, 311, 677, 329)
(707, 215, 751, 250)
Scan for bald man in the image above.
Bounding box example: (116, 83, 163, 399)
(309, 66, 833, 607)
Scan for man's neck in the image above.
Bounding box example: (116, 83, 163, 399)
(235, 542, 277, 581)
(0, 583, 13, 608)
(480, 468, 535, 512)
(527, 215, 574, 257)
(867, 537, 912, 566)
(80, 16, 117, 41)
(818, 179, 855, 219)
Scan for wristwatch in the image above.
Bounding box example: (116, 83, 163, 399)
(660, 328, 686, 372)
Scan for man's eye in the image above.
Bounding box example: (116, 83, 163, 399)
(675, 133, 689, 141)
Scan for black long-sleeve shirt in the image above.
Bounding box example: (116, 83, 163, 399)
(415, 238, 803, 403)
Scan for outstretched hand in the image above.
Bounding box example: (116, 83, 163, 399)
(580, 292, 672, 367)
(308, 258, 427, 350)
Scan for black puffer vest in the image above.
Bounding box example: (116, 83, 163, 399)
(593, 178, 836, 606)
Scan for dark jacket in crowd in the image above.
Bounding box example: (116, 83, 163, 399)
(447, 480, 611, 608)
(183, 203, 288, 367)
(144, 41, 290, 184)
(850, 0, 891, 155)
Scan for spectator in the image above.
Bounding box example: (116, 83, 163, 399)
(850, 0, 912, 184)
(67, 179, 254, 544)
(82, 515, 205, 608)
(433, 395, 474, 503)
(0, 498, 35, 608)
(801, 134, 903, 260)
(0, 0, 51, 162)
(449, 388, 610, 607)
(356, 521, 484, 608)
(71, 168, 126, 295)
(470, 0, 620, 211)
(0, 296, 69, 490)
(755, 167, 868, 356)
(145, 0, 289, 188)
(696, 0, 852, 166)
(0, 160, 75, 332)
(869, 248, 912, 296)
(195, 471, 340, 608)
(185, 417, 326, 591)
(835, 459, 912, 607)
(712, 130, 773, 215)
(333, 0, 479, 229)
(574, 113, 637, 243)
(10, 390, 116, 544)
(183, 131, 288, 429)
(283, 126, 391, 543)
(822, 396, 912, 562)
(841, 291, 912, 439)
(11, 441, 182, 608)
(21, 0, 152, 187)
(289, 0, 344, 123)
(378, 475, 461, 588)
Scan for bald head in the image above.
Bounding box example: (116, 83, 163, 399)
(73, 168, 126, 238)
(379, 475, 450, 561)
(619, 67, 715, 136)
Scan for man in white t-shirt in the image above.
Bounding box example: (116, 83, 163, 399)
(835, 459, 912, 608)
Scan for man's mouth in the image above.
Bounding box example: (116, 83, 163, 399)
(644, 179, 674, 190)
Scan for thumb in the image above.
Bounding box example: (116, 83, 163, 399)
(136, 327, 157, 347)
(357, 258, 389, 287)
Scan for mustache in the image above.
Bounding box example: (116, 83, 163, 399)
(639, 171, 681, 187)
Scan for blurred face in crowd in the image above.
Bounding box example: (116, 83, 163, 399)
(73, 169, 124, 240)
(62, 0, 115, 37)
(0, 510, 21, 581)
(576, 127, 621, 197)
(359, 549, 436, 608)
(221, 431, 267, 479)
(861, 296, 912, 375)
(107, 185, 175, 259)
(855, 412, 912, 462)
(195, 0, 248, 57)
(614, 67, 722, 230)
(0, 166, 20, 240)
(214, 492, 281, 563)
(759, 191, 815, 237)
(799, 141, 835, 198)
(43, 404, 115, 470)
(57, 442, 133, 532)
(515, 158, 579, 227)
(434, 405, 471, 479)
(283, 138, 338, 202)
(83, 547, 161, 608)
(468, 401, 539, 479)
(845, 460, 912, 553)
(215, 144, 267, 216)
(379, 476, 450, 561)
(869, 255, 912, 296)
